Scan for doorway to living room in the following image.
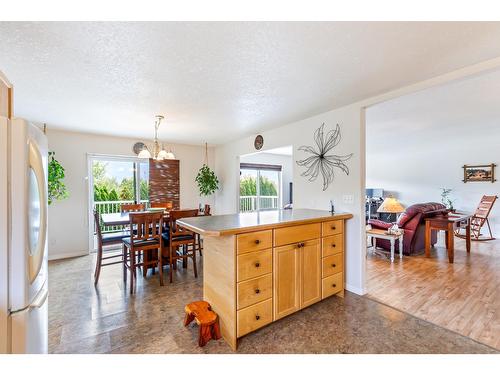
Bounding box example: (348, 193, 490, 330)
(364, 68, 500, 350)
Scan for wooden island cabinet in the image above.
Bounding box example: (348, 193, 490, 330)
(177, 209, 352, 350)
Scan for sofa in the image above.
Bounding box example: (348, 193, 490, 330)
(368, 202, 448, 256)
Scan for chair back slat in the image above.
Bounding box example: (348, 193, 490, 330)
(93, 209, 103, 241)
(129, 212, 163, 242)
(474, 195, 497, 218)
(121, 203, 145, 213)
(169, 209, 199, 232)
(151, 202, 173, 210)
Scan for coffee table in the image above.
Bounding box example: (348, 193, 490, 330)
(366, 228, 404, 262)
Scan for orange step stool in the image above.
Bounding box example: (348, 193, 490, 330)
(184, 301, 221, 347)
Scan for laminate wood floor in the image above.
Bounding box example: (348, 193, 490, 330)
(367, 237, 500, 350)
(48, 250, 496, 354)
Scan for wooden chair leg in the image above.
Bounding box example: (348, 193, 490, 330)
(169, 246, 174, 283)
(94, 244, 103, 286)
(192, 247, 198, 278)
(130, 249, 135, 294)
(158, 248, 164, 286)
(123, 244, 127, 283)
(212, 318, 221, 340)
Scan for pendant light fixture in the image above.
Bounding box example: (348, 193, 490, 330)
(138, 115, 175, 160)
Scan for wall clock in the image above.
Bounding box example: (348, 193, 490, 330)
(133, 142, 146, 155)
(254, 135, 264, 150)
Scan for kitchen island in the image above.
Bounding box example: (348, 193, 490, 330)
(177, 209, 353, 350)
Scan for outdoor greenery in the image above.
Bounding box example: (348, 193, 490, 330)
(92, 161, 149, 201)
(195, 164, 219, 196)
(240, 175, 278, 196)
(48, 151, 69, 205)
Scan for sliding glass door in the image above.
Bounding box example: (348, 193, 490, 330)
(88, 154, 149, 251)
(240, 163, 281, 212)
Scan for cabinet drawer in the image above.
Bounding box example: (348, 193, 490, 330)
(322, 253, 343, 278)
(237, 248, 272, 282)
(322, 234, 344, 257)
(237, 230, 272, 255)
(237, 298, 273, 337)
(322, 272, 343, 299)
(322, 220, 343, 237)
(237, 274, 273, 310)
(274, 223, 321, 247)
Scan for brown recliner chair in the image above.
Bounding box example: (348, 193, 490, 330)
(368, 202, 448, 256)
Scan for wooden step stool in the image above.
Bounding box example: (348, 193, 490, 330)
(184, 301, 221, 347)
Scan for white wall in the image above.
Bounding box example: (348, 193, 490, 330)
(240, 152, 293, 206)
(366, 69, 500, 234)
(47, 129, 215, 260)
(214, 104, 366, 295)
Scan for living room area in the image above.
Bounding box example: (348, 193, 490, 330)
(364, 68, 500, 350)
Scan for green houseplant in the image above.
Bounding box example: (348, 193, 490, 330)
(195, 164, 219, 196)
(195, 143, 219, 196)
(48, 151, 69, 204)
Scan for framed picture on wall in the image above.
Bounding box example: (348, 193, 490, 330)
(462, 164, 497, 183)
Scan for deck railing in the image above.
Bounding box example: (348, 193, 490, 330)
(94, 199, 149, 233)
(239, 196, 279, 212)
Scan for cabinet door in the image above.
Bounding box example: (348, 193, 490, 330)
(273, 243, 301, 320)
(301, 239, 321, 308)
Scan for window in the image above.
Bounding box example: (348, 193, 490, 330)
(239, 163, 281, 212)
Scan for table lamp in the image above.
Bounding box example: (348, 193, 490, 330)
(377, 196, 405, 233)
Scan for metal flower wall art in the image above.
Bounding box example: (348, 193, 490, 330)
(296, 123, 353, 191)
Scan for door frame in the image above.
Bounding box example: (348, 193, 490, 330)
(86, 153, 148, 253)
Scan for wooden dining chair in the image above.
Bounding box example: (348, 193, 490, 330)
(150, 201, 173, 210)
(122, 211, 164, 294)
(162, 209, 199, 283)
(455, 195, 498, 241)
(93, 210, 130, 285)
(121, 203, 145, 212)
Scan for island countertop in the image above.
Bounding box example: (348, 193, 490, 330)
(177, 209, 353, 236)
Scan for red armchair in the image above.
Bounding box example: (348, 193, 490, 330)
(368, 202, 448, 256)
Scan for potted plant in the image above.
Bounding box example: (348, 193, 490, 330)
(195, 144, 219, 213)
(48, 151, 69, 204)
(440, 188, 455, 212)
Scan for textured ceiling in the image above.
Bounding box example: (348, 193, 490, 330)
(2, 22, 500, 145)
(367, 68, 500, 154)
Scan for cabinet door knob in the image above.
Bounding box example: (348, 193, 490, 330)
(332, 283, 337, 288)
(331, 264, 336, 268)
(254, 239, 260, 244)
(297, 243, 302, 248)
(255, 315, 260, 321)
(255, 289, 260, 294)
(255, 262, 260, 268)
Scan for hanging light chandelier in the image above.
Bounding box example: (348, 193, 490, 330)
(138, 115, 175, 160)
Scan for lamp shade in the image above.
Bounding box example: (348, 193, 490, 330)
(377, 197, 405, 213)
(137, 148, 152, 159)
(156, 149, 168, 160)
(165, 151, 175, 160)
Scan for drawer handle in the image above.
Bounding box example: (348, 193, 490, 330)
(332, 283, 337, 288)
(255, 262, 260, 268)
(255, 288, 260, 294)
(331, 264, 336, 268)
(255, 315, 260, 321)
(331, 226, 336, 230)
(254, 239, 261, 245)
(332, 244, 336, 248)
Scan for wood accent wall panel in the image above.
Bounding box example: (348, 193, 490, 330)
(148, 159, 180, 209)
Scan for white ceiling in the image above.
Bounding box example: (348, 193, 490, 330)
(366, 68, 500, 153)
(2, 22, 500, 145)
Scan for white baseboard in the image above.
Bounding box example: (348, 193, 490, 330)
(48, 250, 89, 261)
(346, 283, 366, 296)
